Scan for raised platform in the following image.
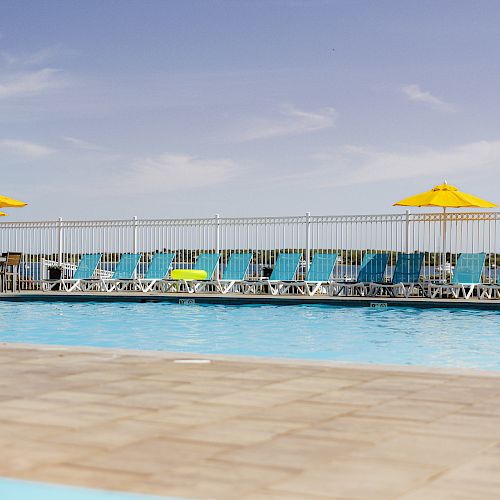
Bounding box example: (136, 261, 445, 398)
(1, 343, 500, 499)
(1, 290, 500, 310)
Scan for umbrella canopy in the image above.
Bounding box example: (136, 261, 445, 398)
(0, 194, 27, 209)
(393, 181, 496, 208)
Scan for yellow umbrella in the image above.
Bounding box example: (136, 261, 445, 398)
(393, 181, 496, 209)
(0, 212, 6, 216)
(0, 194, 27, 208)
(393, 181, 496, 278)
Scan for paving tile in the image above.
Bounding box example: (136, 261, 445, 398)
(351, 433, 495, 467)
(306, 387, 407, 406)
(294, 414, 427, 444)
(207, 388, 317, 407)
(217, 434, 370, 468)
(76, 437, 231, 475)
(245, 400, 359, 424)
(16, 464, 151, 494)
(357, 398, 465, 422)
(42, 418, 184, 450)
(407, 385, 500, 405)
(135, 401, 252, 426)
(1, 439, 101, 473)
(399, 454, 500, 499)
(413, 413, 500, 439)
(173, 417, 304, 446)
(145, 459, 296, 500)
(269, 457, 441, 499)
(262, 375, 360, 392)
(240, 491, 336, 500)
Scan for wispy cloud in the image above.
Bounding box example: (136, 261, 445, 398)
(62, 136, 105, 152)
(0, 68, 65, 99)
(401, 84, 456, 113)
(238, 105, 337, 141)
(0, 139, 55, 157)
(105, 153, 238, 194)
(0, 46, 68, 67)
(302, 140, 500, 188)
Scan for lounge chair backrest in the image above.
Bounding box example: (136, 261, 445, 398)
(357, 253, 389, 283)
(112, 253, 141, 279)
(73, 253, 102, 280)
(144, 253, 175, 280)
(451, 253, 486, 285)
(221, 253, 252, 281)
(392, 253, 424, 284)
(270, 253, 301, 281)
(194, 253, 220, 280)
(306, 253, 337, 282)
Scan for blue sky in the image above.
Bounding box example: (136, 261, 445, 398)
(1, 0, 499, 220)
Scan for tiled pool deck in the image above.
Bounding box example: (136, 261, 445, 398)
(1, 344, 500, 499)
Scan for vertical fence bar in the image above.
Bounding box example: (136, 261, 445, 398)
(215, 213, 220, 279)
(405, 209, 410, 254)
(57, 217, 63, 266)
(305, 211, 311, 272)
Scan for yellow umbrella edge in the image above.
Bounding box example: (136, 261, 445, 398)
(393, 183, 497, 208)
(0, 194, 28, 208)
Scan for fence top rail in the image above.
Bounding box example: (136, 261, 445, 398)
(0, 211, 499, 228)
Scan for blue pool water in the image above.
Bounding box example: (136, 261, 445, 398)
(0, 301, 499, 370)
(0, 477, 176, 499)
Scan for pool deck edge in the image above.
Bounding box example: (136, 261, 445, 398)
(2, 341, 500, 378)
(3, 290, 500, 310)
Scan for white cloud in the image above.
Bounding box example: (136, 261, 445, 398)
(0, 68, 65, 99)
(303, 140, 500, 188)
(0, 139, 55, 157)
(0, 46, 65, 66)
(401, 84, 456, 112)
(107, 153, 238, 194)
(239, 105, 337, 141)
(62, 136, 105, 152)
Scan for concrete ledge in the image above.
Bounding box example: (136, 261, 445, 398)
(2, 290, 500, 310)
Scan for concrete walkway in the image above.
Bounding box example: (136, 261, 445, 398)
(1, 343, 500, 499)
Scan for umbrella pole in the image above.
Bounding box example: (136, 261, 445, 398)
(442, 207, 447, 282)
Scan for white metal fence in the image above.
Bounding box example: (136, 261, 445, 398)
(1, 211, 499, 290)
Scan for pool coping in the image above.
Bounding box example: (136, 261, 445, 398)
(3, 341, 500, 378)
(2, 290, 500, 310)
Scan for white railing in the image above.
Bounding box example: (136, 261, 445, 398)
(1, 211, 499, 290)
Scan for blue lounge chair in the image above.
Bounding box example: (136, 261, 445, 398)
(138, 252, 175, 292)
(428, 252, 486, 299)
(214, 252, 253, 294)
(332, 253, 389, 296)
(169, 253, 220, 293)
(478, 270, 500, 299)
(48, 253, 102, 292)
(101, 253, 142, 291)
(280, 253, 338, 296)
(266, 252, 302, 295)
(369, 252, 424, 297)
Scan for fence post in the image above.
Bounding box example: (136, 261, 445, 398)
(215, 214, 220, 279)
(132, 216, 138, 278)
(57, 217, 63, 265)
(305, 211, 311, 272)
(405, 209, 410, 254)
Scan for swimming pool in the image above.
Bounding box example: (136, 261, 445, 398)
(0, 301, 499, 370)
(0, 477, 176, 499)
